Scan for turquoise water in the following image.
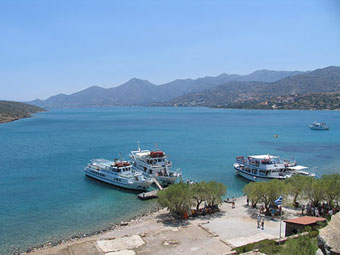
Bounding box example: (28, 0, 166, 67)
(0, 107, 340, 254)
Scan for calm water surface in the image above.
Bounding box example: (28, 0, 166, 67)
(0, 107, 339, 254)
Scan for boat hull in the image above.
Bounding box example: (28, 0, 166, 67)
(84, 169, 152, 191)
(309, 126, 329, 130)
(156, 175, 178, 186)
(234, 163, 286, 182)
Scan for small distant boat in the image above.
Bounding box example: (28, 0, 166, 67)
(84, 158, 154, 191)
(309, 121, 329, 130)
(273, 134, 279, 138)
(234, 154, 315, 182)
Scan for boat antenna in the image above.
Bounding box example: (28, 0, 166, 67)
(137, 141, 141, 151)
(119, 152, 123, 161)
(155, 143, 159, 151)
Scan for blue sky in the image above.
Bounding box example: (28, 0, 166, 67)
(0, 0, 340, 101)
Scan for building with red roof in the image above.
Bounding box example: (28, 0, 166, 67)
(284, 216, 326, 237)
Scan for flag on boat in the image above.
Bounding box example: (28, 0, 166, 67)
(274, 196, 282, 206)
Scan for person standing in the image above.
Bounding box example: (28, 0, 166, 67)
(301, 204, 305, 215)
(261, 217, 264, 230)
(257, 214, 261, 228)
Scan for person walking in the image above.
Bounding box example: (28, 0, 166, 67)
(261, 217, 264, 230)
(257, 214, 261, 228)
(301, 204, 305, 215)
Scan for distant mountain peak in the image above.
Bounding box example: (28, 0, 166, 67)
(87, 85, 104, 89)
(121, 78, 155, 87)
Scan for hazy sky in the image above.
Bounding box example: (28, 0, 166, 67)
(1, 0, 340, 101)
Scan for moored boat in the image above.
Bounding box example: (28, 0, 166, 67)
(130, 143, 181, 186)
(234, 154, 315, 182)
(84, 158, 153, 191)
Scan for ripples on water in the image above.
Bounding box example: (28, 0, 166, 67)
(0, 107, 339, 254)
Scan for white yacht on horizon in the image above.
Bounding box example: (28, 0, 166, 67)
(309, 121, 329, 130)
(130, 143, 181, 186)
(234, 154, 315, 182)
(84, 158, 154, 191)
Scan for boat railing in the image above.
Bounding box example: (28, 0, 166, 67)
(137, 160, 172, 169)
(236, 158, 247, 164)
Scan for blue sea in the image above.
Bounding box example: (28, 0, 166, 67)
(0, 107, 339, 254)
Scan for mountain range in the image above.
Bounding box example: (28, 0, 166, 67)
(28, 69, 304, 108)
(160, 66, 340, 108)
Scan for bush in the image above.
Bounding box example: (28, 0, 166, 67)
(281, 235, 318, 255)
(234, 239, 280, 254)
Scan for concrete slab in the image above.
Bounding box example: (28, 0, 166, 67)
(97, 235, 145, 253)
(227, 232, 274, 247)
(106, 250, 136, 255)
(203, 216, 285, 248)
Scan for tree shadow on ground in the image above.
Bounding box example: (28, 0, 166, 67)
(155, 209, 226, 227)
(155, 212, 190, 227)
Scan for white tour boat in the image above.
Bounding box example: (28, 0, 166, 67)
(130, 144, 181, 186)
(234, 154, 315, 182)
(309, 121, 329, 130)
(84, 158, 154, 191)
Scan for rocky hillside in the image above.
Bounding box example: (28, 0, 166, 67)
(0, 101, 45, 124)
(162, 66, 340, 108)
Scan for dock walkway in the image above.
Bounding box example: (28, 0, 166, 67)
(138, 190, 159, 200)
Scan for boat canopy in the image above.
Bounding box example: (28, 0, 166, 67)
(150, 151, 164, 158)
(248, 154, 278, 160)
(287, 165, 308, 171)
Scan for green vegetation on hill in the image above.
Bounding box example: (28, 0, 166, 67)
(228, 92, 340, 110)
(0, 101, 45, 124)
(165, 66, 340, 110)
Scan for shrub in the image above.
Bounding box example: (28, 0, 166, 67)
(281, 235, 318, 255)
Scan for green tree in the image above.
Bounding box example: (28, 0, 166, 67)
(191, 182, 209, 210)
(320, 174, 340, 209)
(157, 183, 194, 217)
(260, 180, 286, 213)
(281, 235, 318, 255)
(205, 181, 227, 207)
(285, 175, 311, 207)
(243, 182, 265, 208)
(304, 178, 325, 207)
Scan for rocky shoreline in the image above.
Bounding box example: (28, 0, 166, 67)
(22, 196, 307, 255)
(18, 206, 160, 255)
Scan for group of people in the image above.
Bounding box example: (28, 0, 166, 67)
(301, 202, 339, 217)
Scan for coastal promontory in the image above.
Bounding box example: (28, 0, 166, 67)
(0, 101, 45, 124)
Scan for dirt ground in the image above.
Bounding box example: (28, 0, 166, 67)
(26, 196, 301, 255)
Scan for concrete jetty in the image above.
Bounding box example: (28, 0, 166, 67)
(138, 190, 159, 200)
